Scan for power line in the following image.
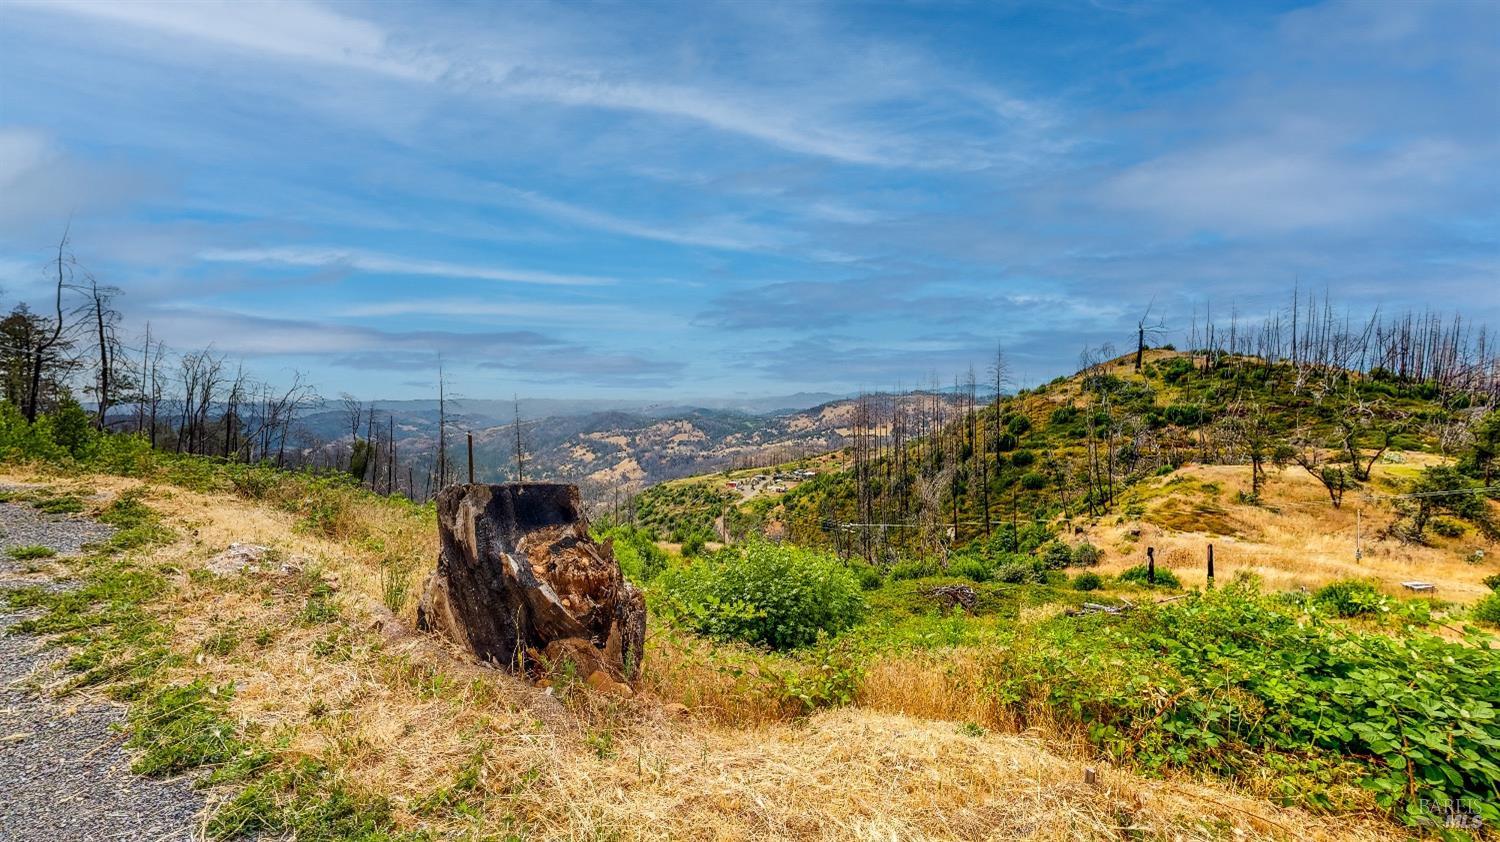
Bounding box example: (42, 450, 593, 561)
(1361, 486, 1498, 502)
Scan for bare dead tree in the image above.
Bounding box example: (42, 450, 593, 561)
(1134, 301, 1167, 372)
(71, 273, 124, 429)
(24, 228, 76, 422)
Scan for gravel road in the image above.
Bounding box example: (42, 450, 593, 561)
(0, 496, 205, 842)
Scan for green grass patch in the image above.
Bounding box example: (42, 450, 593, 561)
(207, 759, 401, 841)
(126, 680, 252, 777)
(6, 544, 57, 560)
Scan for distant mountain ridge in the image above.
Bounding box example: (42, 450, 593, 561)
(296, 392, 964, 492)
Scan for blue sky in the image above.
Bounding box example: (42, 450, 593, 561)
(1, 0, 1496, 400)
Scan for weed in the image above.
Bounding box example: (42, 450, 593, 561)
(298, 576, 341, 626)
(414, 749, 486, 816)
(378, 554, 416, 615)
(585, 729, 617, 760)
(6, 544, 57, 560)
(200, 628, 240, 657)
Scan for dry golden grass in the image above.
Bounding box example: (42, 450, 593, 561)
(1083, 458, 1498, 603)
(0, 466, 1414, 841)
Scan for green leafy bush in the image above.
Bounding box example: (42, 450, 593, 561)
(982, 585, 1500, 827)
(984, 522, 1051, 556)
(1430, 517, 1464, 538)
(658, 541, 866, 650)
(1072, 571, 1103, 591)
(1313, 579, 1388, 618)
(1020, 472, 1046, 490)
(1472, 592, 1500, 628)
(1039, 541, 1072, 569)
(1483, 573, 1500, 592)
(949, 555, 992, 582)
(1117, 564, 1181, 588)
(1162, 403, 1211, 427)
(995, 558, 1046, 584)
(1071, 542, 1102, 567)
(602, 526, 669, 583)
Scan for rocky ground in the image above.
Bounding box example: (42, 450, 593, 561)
(0, 495, 203, 842)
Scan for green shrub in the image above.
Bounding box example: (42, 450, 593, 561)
(889, 558, 940, 581)
(995, 558, 1045, 585)
(1006, 415, 1031, 435)
(1430, 517, 1464, 538)
(1162, 403, 1211, 427)
(1471, 592, 1500, 627)
(1039, 541, 1072, 569)
(658, 541, 866, 650)
(1020, 472, 1046, 490)
(981, 585, 1500, 827)
(1049, 406, 1078, 425)
(603, 526, 669, 583)
(1118, 564, 1181, 588)
(1072, 571, 1103, 591)
(847, 560, 884, 591)
(680, 534, 707, 557)
(984, 523, 1051, 556)
(1071, 542, 1102, 567)
(949, 555, 992, 582)
(1483, 573, 1500, 592)
(1313, 579, 1388, 618)
(1009, 450, 1035, 468)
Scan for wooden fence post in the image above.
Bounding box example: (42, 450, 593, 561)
(1147, 546, 1156, 585)
(467, 432, 475, 484)
(1207, 543, 1215, 586)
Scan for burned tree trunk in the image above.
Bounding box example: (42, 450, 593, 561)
(417, 483, 646, 682)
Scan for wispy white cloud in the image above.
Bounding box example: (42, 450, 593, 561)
(198, 246, 614, 286)
(10, 0, 441, 81)
(337, 297, 640, 323)
(8, 0, 1058, 170)
(480, 181, 787, 252)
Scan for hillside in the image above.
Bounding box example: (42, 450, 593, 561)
(630, 350, 1500, 607)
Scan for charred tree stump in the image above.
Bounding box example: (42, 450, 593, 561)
(417, 483, 646, 683)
